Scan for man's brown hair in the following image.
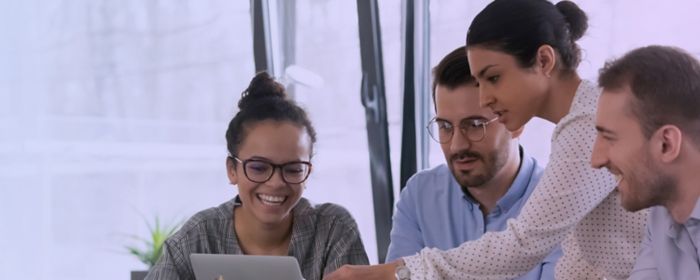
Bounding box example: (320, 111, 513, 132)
(598, 45, 700, 145)
(431, 46, 477, 110)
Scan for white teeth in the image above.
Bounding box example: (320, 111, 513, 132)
(258, 194, 285, 204)
(613, 174, 623, 184)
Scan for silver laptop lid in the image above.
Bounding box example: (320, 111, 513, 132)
(190, 254, 305, 280)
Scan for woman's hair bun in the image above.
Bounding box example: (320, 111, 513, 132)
(238, 71, 287, 110)
(556, 0, 588, 41)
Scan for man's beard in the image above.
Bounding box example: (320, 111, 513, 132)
(621, 153, 676, 212)
(449, 148, 507, 188)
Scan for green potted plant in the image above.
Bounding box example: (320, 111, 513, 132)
(126, 217, 181, 280)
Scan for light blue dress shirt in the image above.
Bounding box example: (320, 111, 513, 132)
(386, 151, 561, 280)
(630, 198, 700, 279)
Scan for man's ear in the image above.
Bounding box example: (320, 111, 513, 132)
(535, 45, 557, 77)
(511, 125, 525, 138)
(652, 125, 682, 163)
(226, 157, 239, 185)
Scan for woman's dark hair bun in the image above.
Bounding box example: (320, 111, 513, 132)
(556, 0, 588, 41)
(238, 71, 287, 110)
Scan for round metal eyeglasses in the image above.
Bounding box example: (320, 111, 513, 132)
(231, 156, 312, 184)
(426, 117, 499, 144)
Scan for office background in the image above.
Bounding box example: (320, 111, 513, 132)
(1, 0, 699, 279)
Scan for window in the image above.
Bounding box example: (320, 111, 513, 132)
(1, 1, 255, 278)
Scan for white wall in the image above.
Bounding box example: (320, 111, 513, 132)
(1, 1, 700, 279)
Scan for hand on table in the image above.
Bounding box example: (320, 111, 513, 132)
(324, 260, 401, 280)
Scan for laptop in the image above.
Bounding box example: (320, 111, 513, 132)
(190, 254, 305, 280)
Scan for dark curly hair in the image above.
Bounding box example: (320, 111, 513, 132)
(225, 72, 317, 160)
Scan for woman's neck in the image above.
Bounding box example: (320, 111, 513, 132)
(538, 73, 582, 124)
(233, 207, 293, 255)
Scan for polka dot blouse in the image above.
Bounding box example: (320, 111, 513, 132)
(403, 80, 648, 280)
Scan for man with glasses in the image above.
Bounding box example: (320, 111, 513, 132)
(384, 46, 561, 280)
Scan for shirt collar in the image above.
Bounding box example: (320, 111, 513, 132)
(493, 147, 535, 213)
(231, 195, 314, 257)
(664, 198, 700, 239)
(689, 197, 700, 221)
(462, 146, 536, 213)
(683, 197, 700, 229)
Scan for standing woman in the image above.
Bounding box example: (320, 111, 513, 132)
(146, 72, 369, 280)
(326, 0, 646, 279)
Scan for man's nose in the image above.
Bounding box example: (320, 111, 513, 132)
(449, 129, 473, 153)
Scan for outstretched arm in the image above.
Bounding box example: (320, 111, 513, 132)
(402, 115, 623, 279)
(385, 179, 425, 262)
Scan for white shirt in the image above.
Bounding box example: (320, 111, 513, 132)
(403, 80, 648, 280)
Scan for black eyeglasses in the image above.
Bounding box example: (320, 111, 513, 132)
(427, 117, 499, 144)
(230, 156, 312, 184)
